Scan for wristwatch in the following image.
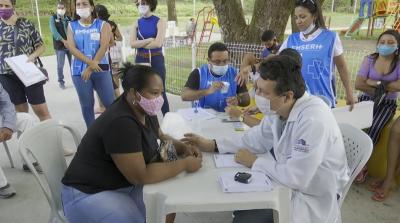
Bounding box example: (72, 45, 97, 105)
(376, 81, 382, 86)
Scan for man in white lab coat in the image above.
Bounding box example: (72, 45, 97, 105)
(183, 55, 350, 223)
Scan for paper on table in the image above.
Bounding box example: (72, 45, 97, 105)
(218, 171, 273, 193)
(177, 108, 216, 121)
(5, 55, 47, 87)
(214, 154, 245, 168)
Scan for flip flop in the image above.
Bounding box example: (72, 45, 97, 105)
(372, 188, 391, 202)
(355, 168, 368, 184)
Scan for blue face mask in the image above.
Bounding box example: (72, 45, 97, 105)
(211, 64, 229, 76)
(377, 44, 398, 56)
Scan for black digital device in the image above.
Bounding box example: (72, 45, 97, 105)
(234, 172, 252, 184)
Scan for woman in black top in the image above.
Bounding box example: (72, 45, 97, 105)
(61, 63, 202, 223)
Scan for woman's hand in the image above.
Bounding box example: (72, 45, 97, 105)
(235, 66, 251, 86)
(182, 144, 203, 158)
(345, 92, 356, 111)
(87, 60, 102, 72)
(235, 149, 257, 168)
(183, 156, 202, 173)
(27, 54, 37, 63)
(82, 67, 93, 81)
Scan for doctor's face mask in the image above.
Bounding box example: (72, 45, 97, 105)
(255, 78, 286, 115)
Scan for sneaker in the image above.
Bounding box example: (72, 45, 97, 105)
(22, 162, 43, 174)
(63, 148, 75, 156)
(0, 184, 16, 199)
(59, 83, 66, 89)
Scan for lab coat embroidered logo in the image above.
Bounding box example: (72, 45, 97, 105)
(294, 139, 310, 153)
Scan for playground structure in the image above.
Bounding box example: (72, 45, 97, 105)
(345, 0, 400, 37)
(193, 6, 217, 49)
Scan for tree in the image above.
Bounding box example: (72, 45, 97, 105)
(212, 0, 295, 43)
(166, 0, 178, 23)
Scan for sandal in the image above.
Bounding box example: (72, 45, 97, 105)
(355, 168, 368, 184)
(371, 187, 392, 202)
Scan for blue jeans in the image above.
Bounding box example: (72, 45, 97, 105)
(56, 49, 72, 84)
(359, 0, 373, 18)
(135, 54, 170, 115)
(72, 71, 115, 127)
(61, 184, 146, 223)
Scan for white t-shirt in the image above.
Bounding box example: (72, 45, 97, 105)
(279, 28, 344, 57)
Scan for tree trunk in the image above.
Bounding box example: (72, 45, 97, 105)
(212, 0, 295, 43)
(166, 0, 178, 23)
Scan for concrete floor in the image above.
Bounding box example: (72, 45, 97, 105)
(0, 55, 399, 223)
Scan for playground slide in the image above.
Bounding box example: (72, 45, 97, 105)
(394, 17, 400, 32)
(345, 17, 365, 37)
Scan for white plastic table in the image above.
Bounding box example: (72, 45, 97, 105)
(144, 112, 291, 223)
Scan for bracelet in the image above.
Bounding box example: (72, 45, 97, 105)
(213, 139, 219, 153)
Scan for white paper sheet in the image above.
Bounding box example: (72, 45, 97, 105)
(218, 171, 273, 193)
(5, 54, 47, 87)
(177, 108, 216, 121)
(214, 154, 245, 168)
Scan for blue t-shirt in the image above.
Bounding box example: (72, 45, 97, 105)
(70, 19, 109, 76)
(137, 15, 162, 54)
(286, 30, 336, 107)
(197, 64, 238, 112)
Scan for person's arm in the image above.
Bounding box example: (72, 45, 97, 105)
(143, 18, 166, 49)
(242, 114, 261, 127)
(0, 85, 16, 142)
(49, 16, 63, 41)
(334, 54, 355, 111)
(66, 24, 101, 71)
(181, 69, 223, 101)
(112, 152, 201, 185)
(355, 76, 376, 95)
(130, 21, 154, 48)
(386, 80, 400, 92)
(93, 22, 111, 63)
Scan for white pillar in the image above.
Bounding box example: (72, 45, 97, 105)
(353, 0, 358, 14)
(331, 0, 335, 13)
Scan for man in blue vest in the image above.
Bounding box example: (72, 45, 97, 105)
(49, 1, 71, 89)
(181, 42, 250, 112)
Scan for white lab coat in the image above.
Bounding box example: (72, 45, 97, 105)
(217, 93, 349, 223)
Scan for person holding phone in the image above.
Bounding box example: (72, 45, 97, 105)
(67, 0, 115, 127)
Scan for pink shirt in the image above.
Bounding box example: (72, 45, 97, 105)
(357, 56, 400, 100)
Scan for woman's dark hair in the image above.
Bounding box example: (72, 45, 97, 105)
(279, 48, 302, 68)
(119, 62, 159, 93)
(259, 55, 306, 99)
(94, 4, 110, 21)
(136, 0, 158, 12)
(369, 29, 400, 74)
(295, 0, 326, 29)
(207, 42, 229, 59)
(57, 1, 66, 7)
(73, 0, 97, 20)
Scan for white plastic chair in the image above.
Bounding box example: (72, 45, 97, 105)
(2, 141, 14, 168)
(18, 119, 82, 223)
(338, 123, 373, 207)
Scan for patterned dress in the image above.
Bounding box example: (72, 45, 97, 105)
(0, 17, 43, 75)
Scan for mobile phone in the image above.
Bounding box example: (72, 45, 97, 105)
(234, 172, 252, 184)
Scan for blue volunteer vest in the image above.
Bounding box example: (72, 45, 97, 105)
(137, 15, 162, 54)
(287, 30, 336, 106)
(70, 19, 109, 76)
(197, 64, 238, 112)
